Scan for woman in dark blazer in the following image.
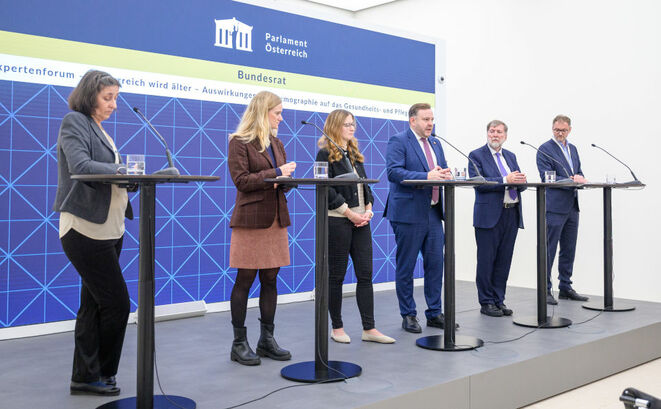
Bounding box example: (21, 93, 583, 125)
(315, 109, 395, 344)
(53, 70, 133, 396)
(227, 91, 296, 365)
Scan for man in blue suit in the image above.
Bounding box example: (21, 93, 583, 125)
(536, 115, 589, 305)
(468, 120, 527, 317)
(384, 103, 454, 333)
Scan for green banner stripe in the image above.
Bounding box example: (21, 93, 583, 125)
(0, 30, 434, 106)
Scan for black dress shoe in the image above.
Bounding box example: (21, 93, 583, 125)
(426, 314, 460, 330)
(402, 316, 422, 333)
(496, 304, 513, 316)
(100, 376, 116, 386)
(70, 381, 120, 396)
(480, 304, 504, 317)
(559, 289, 589, 301)
(546, 293, 558, 305)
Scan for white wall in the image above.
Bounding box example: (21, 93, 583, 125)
(254, 0, 661, 302)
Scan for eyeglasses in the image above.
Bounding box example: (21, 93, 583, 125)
(343, 122, 357, 128)
(553, 128, 570, 133)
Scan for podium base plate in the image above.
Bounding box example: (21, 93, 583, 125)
(416, 335, 484, 351)
(582, 302, 635, 312)
(97, 395, 195, 409)
(281, 360, 361, 383)
(513, 315, 572, 328)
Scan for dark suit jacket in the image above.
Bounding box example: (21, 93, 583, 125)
(468, 144, 525, 229)
(52, 111, 133, 223)
(384, 128, 446, 223)
(315, 148, 374, 210)
(228, 135, 291, 228)
(536, 138, 583, 214)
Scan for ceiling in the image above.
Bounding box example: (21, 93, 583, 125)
(302, 0, 399, 12)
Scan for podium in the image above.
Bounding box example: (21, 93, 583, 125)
(401, 179, 488, 351)
(511, 181, 583, 329)
(71, 174, 219, 409)
(580, 181, 644, 312)
(265, 177, 378, 383)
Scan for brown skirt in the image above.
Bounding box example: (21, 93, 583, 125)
(229, 218, 290, 269)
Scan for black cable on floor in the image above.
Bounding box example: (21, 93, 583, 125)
(149, 205, 191, 409)
(154, 345, 190, 409)
(222, 377, 345, 409)
(570, 309, 604, 325)
(153, 322, 347, 409)
(475, 290, 603, 348)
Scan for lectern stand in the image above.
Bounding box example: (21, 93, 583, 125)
(265, 177, 377, 383)
(512, 182, 577, 329)
(581, 182, 644, 312)
(72, 174, 219, 409)
(401, 179, 487, 351)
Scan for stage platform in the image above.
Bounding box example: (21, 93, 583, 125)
(2, 281, 660, 409)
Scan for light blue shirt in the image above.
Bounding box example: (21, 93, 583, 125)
(553, 138, 574, 174)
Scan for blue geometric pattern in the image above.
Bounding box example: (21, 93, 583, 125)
(0, 79, 428, 328)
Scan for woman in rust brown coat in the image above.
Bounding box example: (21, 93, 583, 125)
(227, 91, 296, 366)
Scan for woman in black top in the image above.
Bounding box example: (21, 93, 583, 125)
(315, 109, 394, 344)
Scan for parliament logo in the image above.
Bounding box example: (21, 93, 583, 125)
(214, 17, 253, 52)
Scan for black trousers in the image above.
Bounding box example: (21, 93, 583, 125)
(328, 217, 375, 330)
(61, 229, 130, 383)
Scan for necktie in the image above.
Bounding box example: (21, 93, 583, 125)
(561, 143, 574, 174)
(495, 152, 517, 200)
(421, 138, 439, 203)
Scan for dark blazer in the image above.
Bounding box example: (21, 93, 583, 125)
(384, 129, 446, 223)
(52, 111, 133, 223)
(468, 144, 525, 229)
(315, 148, 374, 210)
(536, 138, 583, 214)
(228, 135, 291, 228)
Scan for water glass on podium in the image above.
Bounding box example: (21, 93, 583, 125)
(313, 161, 328, 178)
(544, 170, 556, 183)
(127, 154, 146, 175)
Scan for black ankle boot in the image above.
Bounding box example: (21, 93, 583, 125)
(230, 327, 260, 366)
(256, 321, 291, 361)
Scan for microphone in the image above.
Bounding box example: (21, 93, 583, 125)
(431, 133, 486, 182)
(520, 140, 573, 183)
(301, 120, 357, 179)
(591, 143, 642, 185)
(132, 107, 180, 176)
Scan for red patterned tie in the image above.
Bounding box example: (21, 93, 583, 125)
(421, 137, 439, 203)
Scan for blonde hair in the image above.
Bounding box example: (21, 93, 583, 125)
(229, 91, 282, 152)
(317, 109, 364, 164)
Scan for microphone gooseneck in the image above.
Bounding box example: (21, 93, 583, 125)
(301, 120, 356, 179)
(591, 143, 641, 184)
(431, 133, 486, 182)
(520, 140, 572, 182)
(133, 107, 180, 176)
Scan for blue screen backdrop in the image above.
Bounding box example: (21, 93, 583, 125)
(0, 79, 435, 328)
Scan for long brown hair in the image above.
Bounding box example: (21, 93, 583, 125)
(317, 109, 364, 164)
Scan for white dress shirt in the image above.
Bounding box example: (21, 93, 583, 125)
(487, 145, 519, 205)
